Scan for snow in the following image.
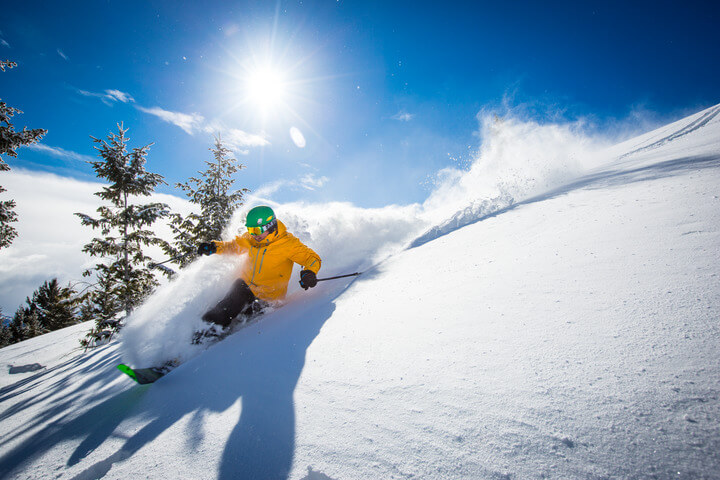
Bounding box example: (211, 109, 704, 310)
(1, 104, 720, 479)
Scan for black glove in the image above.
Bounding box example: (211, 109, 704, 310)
(299, 269, 318, 290)
(197, 241, 217, 256)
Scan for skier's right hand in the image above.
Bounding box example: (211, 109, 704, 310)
(198, 241, 217, 256)
(299, 269, 318, 290)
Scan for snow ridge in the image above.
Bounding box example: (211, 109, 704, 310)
(410, 193, 514, 248)
(619, 104, 720, 159)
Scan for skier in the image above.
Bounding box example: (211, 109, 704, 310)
(196, 205, 321, 334)
(116, 206, 323, 383)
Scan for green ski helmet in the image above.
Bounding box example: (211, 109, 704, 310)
(245, 205, 277, 235)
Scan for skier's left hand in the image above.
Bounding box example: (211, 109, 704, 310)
(299, 270, 318, 290)
(198, 241, 217, 256)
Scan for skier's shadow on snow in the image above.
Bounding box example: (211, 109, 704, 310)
(213, 296, 337, 480)
(67, 289, 339, 480)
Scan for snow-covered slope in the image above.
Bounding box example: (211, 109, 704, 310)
(1, 105, 719, 480)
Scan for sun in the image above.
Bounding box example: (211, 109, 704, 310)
(245, 66, 287, 112)
(216, 37, 324, 133)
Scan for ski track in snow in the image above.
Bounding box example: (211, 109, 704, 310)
(1, 104, 719, 480)
(619, 105, 720, 159)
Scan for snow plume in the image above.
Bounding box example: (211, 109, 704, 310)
(225, 201, 426, 283)
(120, 203, 424, 366)
(222, 113, 616, 279)
(415, 112, 612, 244)
(119, 256, 244, 367)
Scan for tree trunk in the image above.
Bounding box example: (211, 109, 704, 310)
(123, 192, 131, 317)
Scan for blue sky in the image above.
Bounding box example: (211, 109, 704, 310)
(2, 0, 719, 208)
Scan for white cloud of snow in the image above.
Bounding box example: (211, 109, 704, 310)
(120, 198, 425, 366)
(120, 255, 243, 366)
(420, 113, 611, 225)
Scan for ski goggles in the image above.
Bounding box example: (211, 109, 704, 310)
(247, 219, 277, 236)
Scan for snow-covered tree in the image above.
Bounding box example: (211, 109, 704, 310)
(0, 308, 11, 347)
(7, 306, 37, 343)
(1, 60, 47, 249)
(164, 136, 249, 269)
(77, 274, 124, 349)
(0, 60, 47, 158)
(27, 278, 79, 331)
(0, 279, 80, 347)
(75, 123, 170, 335)
(0, 327, 10, 348)
(23, 308, 44, 338)
(0, 158, 17, 249)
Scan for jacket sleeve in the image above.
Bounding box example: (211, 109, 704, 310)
(287, 237, 321, 274)
(213, 236, 249, 255)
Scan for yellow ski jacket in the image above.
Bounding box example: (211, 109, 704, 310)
(213, 220, 321, 301)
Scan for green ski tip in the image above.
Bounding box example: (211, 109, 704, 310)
(116, 363, 167, 384)
(117, 363, 140, 383)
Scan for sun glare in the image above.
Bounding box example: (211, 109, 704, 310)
(246, 66, 286, 111)
(218, 37, 323, 136)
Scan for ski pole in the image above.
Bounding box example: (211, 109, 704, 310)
(316, 272, 362, 282)
(148, 252, 193, 269)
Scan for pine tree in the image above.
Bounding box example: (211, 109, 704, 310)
(8, 307, 30, 343)
(164, 136, 249, 268)
(76, 274, 125, 349)
(1, 60, 47, 249)
(24, 308, 44, 338)
(6, 305, 43, 343)
(75, 123, 170, 336)
(78, 273, 123, 329)
(0, 324, 11, 347)
(0, 308, 11, 347)
(28, 278, 79, 331)
(0, 158, 17, 249)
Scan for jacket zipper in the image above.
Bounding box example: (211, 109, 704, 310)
(250, 247, 268, 285)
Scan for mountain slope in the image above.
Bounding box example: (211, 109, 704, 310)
(1, 105, 719, 480)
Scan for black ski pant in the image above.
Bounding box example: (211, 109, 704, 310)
(202, 279, 266, 328)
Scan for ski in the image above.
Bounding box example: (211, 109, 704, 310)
(116, 311, 267, 385)
(116, 324, 234, 384)
(116, 363, 168, 384)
